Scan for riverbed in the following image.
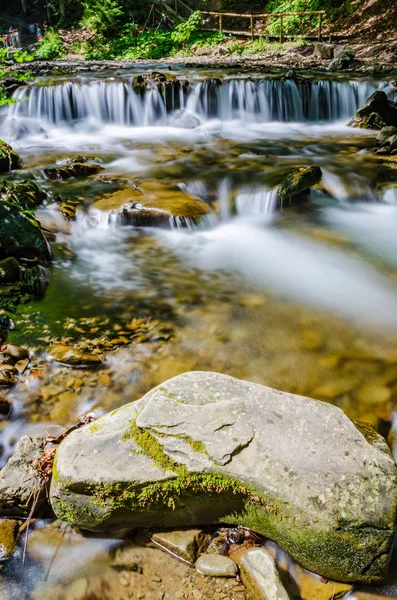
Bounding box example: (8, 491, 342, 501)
(1, 65, 397, 599)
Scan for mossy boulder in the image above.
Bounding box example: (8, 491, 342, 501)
(1, 180, 47, 210)
(348, 91, 397, 130)
(278, 166, 322, 204)
(92, 181, 210, 227)
(50, 372, 397, 584)
(0, 202, 52, 261)
(0, 257, 20, 285)
(43, 162, 104, 181)
(0, 141, 22, 174)
(375, 126, 397, 155)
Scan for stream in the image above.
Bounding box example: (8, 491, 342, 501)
(1, 65, 397, 599)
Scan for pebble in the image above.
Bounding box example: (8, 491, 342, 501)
(152, 529, 205, 564)
(151, 574, 162, 582)
(195, 554, 238, 578)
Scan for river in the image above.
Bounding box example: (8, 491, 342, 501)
(1, 65, 397, 598)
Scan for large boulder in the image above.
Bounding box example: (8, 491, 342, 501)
(313, 43, 335, 59)
(0, 202, 51, 261)
(348, 91, 397, 130)
(278, 166, 322, 204)
(0, 141, 22, 173)
(50, 372, 397, 584)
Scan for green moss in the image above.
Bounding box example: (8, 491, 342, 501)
(89, 421, 105, 434)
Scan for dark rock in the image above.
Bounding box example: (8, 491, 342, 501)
(278, 166, 322, 204)
(0, 395, 12, 418)
(1, 180, 47, 210)
(0, 258, 20, 285)
(0, 141, 22, 174)
(329, 53, 354, 71)
(0, 366, 17, 387)
(348, 91, 397, 130)
(43, 162, 104, 181)
(0, 202, 52, 262)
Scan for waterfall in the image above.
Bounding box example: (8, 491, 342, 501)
(235, 188, 279, 216)
(5, 76, 389, 132)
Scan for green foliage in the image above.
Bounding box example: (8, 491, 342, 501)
(81, 0, 125, 35)
(13, 51, 34, 63)
(171, 11, 202, 46)
(35, 30, 67, 59)
(265, 0, 351, 35)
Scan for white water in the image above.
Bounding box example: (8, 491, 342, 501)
(5, 76, 389, 134)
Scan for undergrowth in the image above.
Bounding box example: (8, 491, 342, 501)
(35, 30, 67, 60)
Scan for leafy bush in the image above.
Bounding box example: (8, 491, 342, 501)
(171, 11, 202, 46)
(265, 0, 350, 35)
(35, 30, 67, 59)
(81, 0, 124, 35)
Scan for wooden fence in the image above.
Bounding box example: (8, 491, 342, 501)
(200, 10, 326, 42)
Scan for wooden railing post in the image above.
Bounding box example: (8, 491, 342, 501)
(279, 14, 283, 43)
(175, 0, 178, 18)
(219, 13, 223, 32)
(250, 15, 254, 39)
(318, 12, 322, 41)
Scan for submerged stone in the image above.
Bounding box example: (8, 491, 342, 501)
(43, 162, 104, 180)
(47, 344, 103, 367)
(195, 554, 237, 577)
(278, 166, 322, 204)
(231, 547, 290, 600)
(50, 372, 397, 583)
(152, 528, 204, 564)
(0, 518, 19, 559)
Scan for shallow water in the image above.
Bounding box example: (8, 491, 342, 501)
(1, 67, 397, 598)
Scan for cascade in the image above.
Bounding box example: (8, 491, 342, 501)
(5, 76, 389, 131)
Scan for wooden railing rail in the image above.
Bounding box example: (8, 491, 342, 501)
(200, 10, 326, 42)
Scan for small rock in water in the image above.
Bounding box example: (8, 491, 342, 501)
(47, 344, 102, 367)
(1, 344, 29, 361)
(195, 554, 238, 578)
(152, 529, 205, 564)
(0, 518, 20, 558)
(231, 547, 290, 600)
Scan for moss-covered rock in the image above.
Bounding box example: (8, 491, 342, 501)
(92, 181, 210, 227)
(278, 166, 322, 204)
(0, 202, 51, 262)
(0, 141, 22, 174)
(348, 91, 397, 130)
(50, 372, 397, 584)
(43, 162, 104, 181)
(1, 180, 47, 210)
(0, 519, 19, 558)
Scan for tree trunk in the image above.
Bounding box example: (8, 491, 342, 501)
(21, 0, 27, 16)
(59, 0, 65, 18)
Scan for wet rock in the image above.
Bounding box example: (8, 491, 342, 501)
(0, 366, 17, 387)
(152, 529, 205, 563)
(348, 91, 397, 130)
(0, 434, 54, 516)
(278, 166, 322, 204)
(0, 257, 20, 285)
(43, 162, 104, 181)
(375, 125, 397, 154)
(286, 563, 352, 599)
(132, 73, 189, 106)
(313, 43, 335, 59)
(47, 344, 103, 367)
(0, 202, 52, 262)
(93, 182, 210, 227)
(0, 518, 19, 559)
(0, 140, 22, 173)
(1, 345, 29, 361)
(231, 547, 290, 600)
(1, 180, 47, 210)
(349, 594, 392, 599)
(0, 395, 12, 418)
(195, 554, 237, 577)
(50, 372, 397, 583)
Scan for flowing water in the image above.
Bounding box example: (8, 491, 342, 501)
(1, 67, 397, 598)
